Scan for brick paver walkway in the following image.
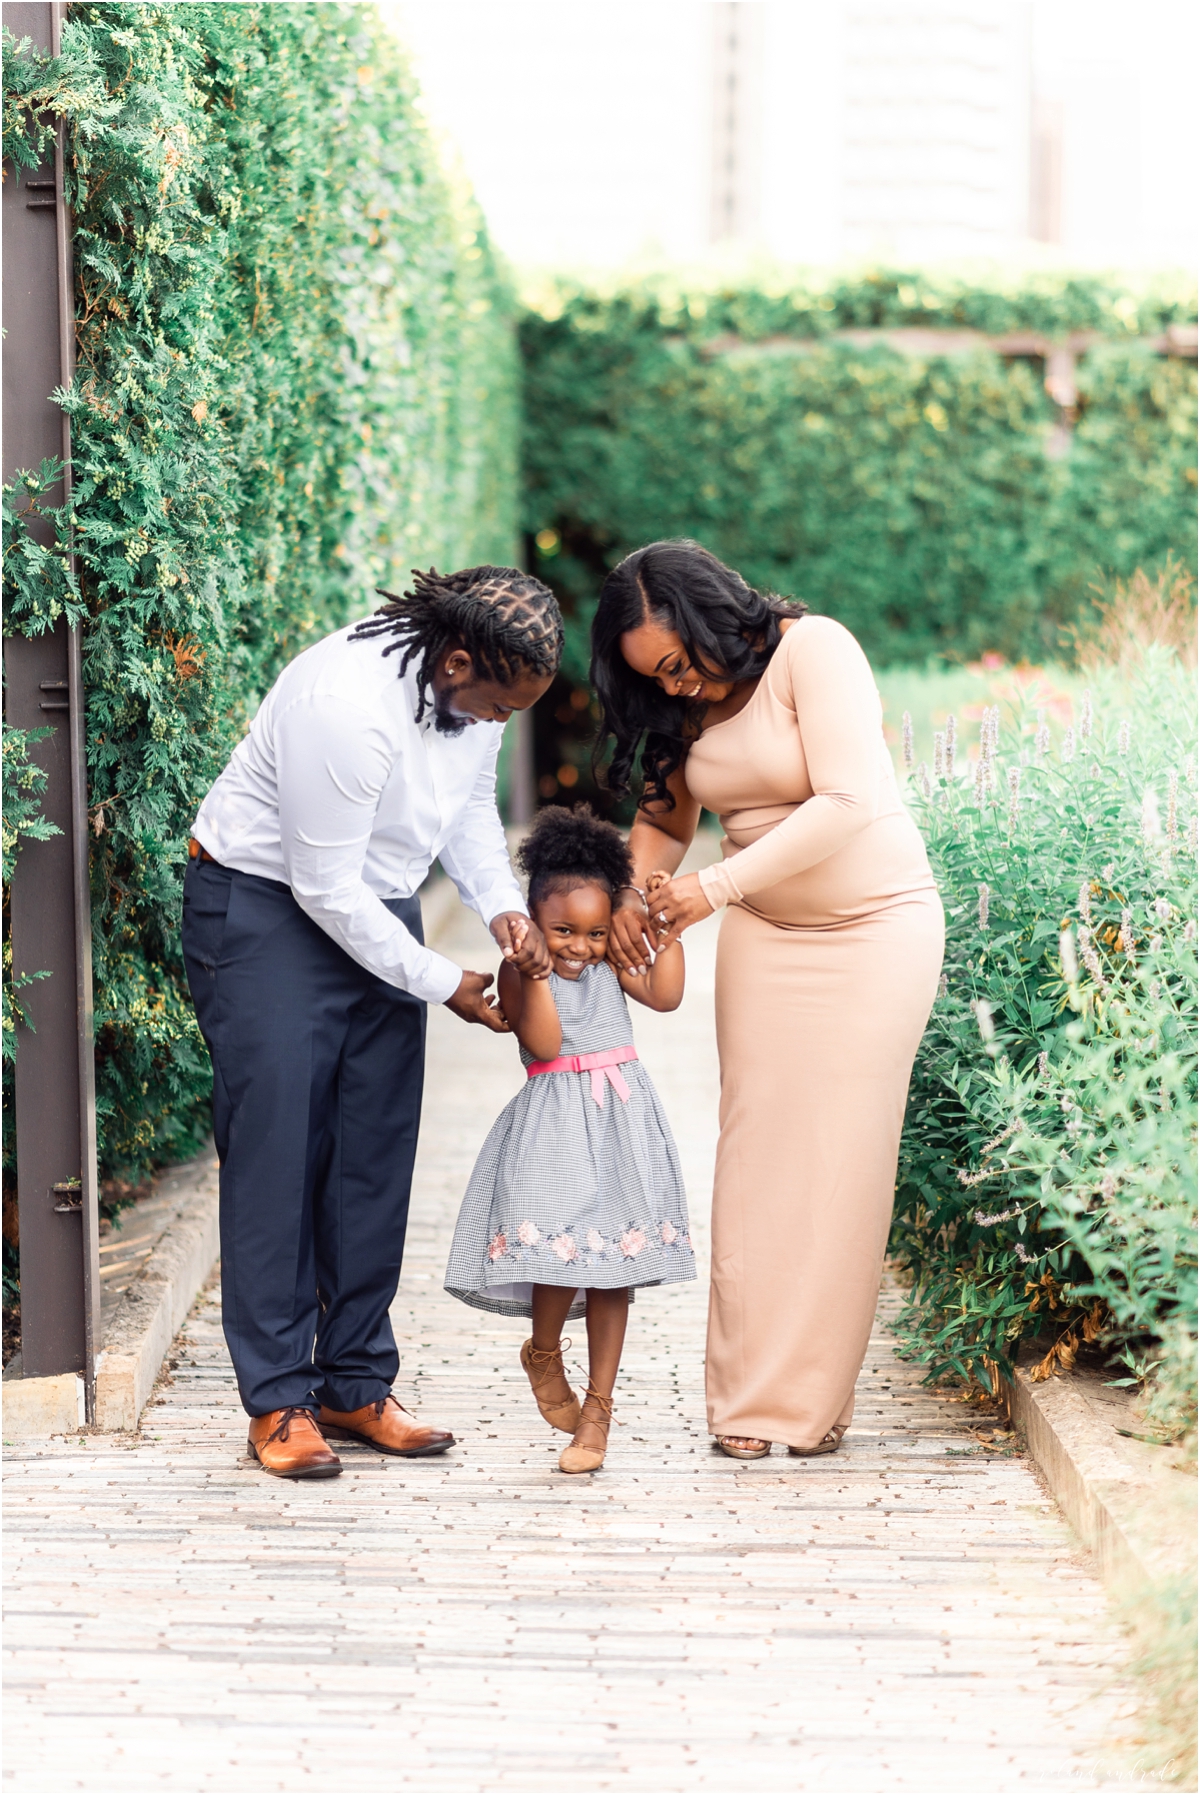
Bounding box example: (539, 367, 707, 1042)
(4, 896, 1128, 1792)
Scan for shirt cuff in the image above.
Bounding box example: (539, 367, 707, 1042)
(417, 950, 466, 1007)
(698, 858, 743, 911)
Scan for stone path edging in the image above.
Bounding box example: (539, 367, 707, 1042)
(2, 1152, 220, 1442)
(1005, 1358, 1196, 1595)
(94, 1149, 220, 1432)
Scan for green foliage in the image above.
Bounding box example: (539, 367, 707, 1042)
(1, 462, 85, 639)
(2, 724, 60, 889)
(1046, 345, 1200, 600)
(2, 725, 58, 1067)
(2, 5, 518, 1184)
(1, 21, 114, 171)
(520, 271, 1197, 675)
(891, 641, 1197, 1441)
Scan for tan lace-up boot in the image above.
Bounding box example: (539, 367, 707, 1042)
(558, 1384, 613, 1474)
(520, 1337, 582, 1433)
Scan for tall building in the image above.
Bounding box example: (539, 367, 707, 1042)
(386, 0, 1196, 271)
(709, 1, 764, 244)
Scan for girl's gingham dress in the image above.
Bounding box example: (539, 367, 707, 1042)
(445, 960, 694, 1318)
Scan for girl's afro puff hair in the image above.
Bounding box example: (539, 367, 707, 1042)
(517, 805, 633, 907)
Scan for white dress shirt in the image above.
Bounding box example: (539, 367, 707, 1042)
(191, 623, 526, 1004)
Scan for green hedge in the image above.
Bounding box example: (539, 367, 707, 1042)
(3, 3, 518, 1188)
(519, 271, 1197, 676)
(891, 637, 1197, 1439)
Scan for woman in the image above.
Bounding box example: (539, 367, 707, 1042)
(591, 540, 943, 1459)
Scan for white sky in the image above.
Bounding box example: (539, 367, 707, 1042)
(380, 0, 1197, 272)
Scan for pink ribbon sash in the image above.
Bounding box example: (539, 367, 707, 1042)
(526, 1043, 637, 1107)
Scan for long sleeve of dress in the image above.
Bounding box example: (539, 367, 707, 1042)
(697, 619, 883, 908)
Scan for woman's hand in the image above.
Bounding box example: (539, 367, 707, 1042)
(646, 871, 713, 947)
(607, 889, 657, 977)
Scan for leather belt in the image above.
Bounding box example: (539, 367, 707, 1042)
(188, 837, 217, 864)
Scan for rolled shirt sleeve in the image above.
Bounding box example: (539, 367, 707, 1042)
(275, 694, 464, 1004)
(697, 619, 883, 910)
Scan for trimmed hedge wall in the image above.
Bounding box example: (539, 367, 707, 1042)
(520, 271, 1197, 678)
(3, 3, 518, 1187)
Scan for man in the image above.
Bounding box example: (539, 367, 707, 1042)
(183, 565, 561, 1478)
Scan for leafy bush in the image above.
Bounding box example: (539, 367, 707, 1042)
(519, 271, 1196, 678)
(2, 3, 518, 1188)
(891, 584, 1197, 1443)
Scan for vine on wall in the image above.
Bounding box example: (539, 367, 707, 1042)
(3, 3, 519, 1189)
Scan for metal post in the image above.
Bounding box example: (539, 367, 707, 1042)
(3, 0, 99, 1413)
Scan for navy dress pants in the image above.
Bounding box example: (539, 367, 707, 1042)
(181, 857, 427, 1417)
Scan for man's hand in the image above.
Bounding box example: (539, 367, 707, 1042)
(607, 888, 657, 976)
(490, 911, 551, 979)
(444, 969, 510, 1031)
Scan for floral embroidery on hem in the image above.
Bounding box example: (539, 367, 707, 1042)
(485, 1220, 694, 1269)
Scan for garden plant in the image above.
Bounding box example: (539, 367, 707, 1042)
(891, 568, 1197, 1452)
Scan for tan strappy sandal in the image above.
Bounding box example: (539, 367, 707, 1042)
(559, 1383, 613, 1474)
(520, 1337, 582, 1433)
(714, 1435, 772, 1459)
(787, 1425, 847, 1457)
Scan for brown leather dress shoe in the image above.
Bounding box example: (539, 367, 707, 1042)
(317, 1394, 454, 1457)
(248, 1407, 343, 1479)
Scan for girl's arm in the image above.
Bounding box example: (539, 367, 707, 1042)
(618, 936, 684, 1012)
(497, 960, 562, 1060)
(609, 762, 701, 975)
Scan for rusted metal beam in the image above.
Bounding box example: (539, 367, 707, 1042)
(3, 0, 99, 1413)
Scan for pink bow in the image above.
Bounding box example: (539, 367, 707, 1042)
(526, 1044, 637, 1107)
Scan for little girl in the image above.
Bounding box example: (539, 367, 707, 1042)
(445, 805, 694, 1474)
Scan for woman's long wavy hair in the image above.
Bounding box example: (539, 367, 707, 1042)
(590, 540, 805, 810)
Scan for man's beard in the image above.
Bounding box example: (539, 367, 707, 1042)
(432, 689, 470, 736)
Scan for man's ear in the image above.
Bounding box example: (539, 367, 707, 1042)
(442, 647, 474, 681)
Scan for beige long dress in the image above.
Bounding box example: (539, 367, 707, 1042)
(687, 615, 943, 1449)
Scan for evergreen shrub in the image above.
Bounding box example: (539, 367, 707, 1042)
(890, 573, 1197, 1447)
(520, 270, 1196, 677)
(3, 3, 518, 1189)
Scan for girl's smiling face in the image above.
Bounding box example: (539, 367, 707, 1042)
(532, 881, 612, 979)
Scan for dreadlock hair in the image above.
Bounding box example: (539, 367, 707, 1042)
(352, 565, 563, 719)
(590, 539, 805, 811)
(516, 805, 634, 910)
